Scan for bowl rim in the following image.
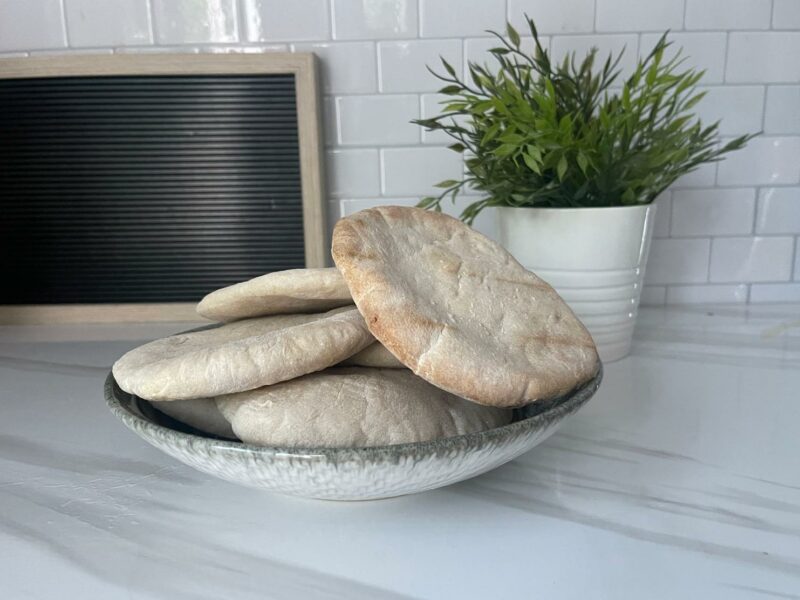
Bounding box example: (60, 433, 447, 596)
(105, 364, 603, 460)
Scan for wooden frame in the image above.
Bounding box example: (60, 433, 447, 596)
(0, 53, 326, 325)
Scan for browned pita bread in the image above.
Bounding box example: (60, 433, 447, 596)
(331, 206, 599, 407)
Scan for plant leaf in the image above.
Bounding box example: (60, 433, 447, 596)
(557, 156, 568, 181)
(507, 22, 521, 47)
(522, 152, 541, 174)
(441, 58, 456, 78)
(434, 179, 461, 188)
(577, 152, 589, 174)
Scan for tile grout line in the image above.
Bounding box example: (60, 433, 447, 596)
(230, 0, 241, 43)
(145, 0, 157, 46)
(327, 0, 335, 40)
(60, 0, 71, 47)
(721, 30, 730, 86)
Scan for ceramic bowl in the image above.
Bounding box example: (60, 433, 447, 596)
(105, 366, 602, 501)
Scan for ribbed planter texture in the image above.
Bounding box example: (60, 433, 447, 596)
(496, 204, 656, 362)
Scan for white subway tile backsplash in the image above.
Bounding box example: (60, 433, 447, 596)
(653, 194, 672, 238)
(750, 283, 800, 303)
(710, 237, 794, 283)
(726, 33, 800, 83)
(717, 137, 800, 186)
(640, 286, 667, 305)
(381, 147, 463, 196)
(764, 86, 800, 135)
(645, 239, 711, 285)
(640, 32, 727, 84)
(242, 0, 329, 42)
(464, 38, 499, 69)
(333, 0, 416, 40)
(294, 42, 377, 93)
(152, 0, 238, 44)
(773, 0, 800, 30)
(337, 95, 419, 145)
(508, 0, 595, 34)
(666, 284, 749, 305)
(671, 189, 755, 236)
(596, 0, 684, 33)
(685, 0, 771, 31)
(756, 188, 800, 234)
(420, 0, 503, 38)
(327, 149, 381, 198)
(378, 40, 462, 93)
(65, 0, 151, 47)
(0, 0, 66, 51)
(551, 35, 639, 79)
(694, 86, 764, 137)
(669, 162, 718, 189)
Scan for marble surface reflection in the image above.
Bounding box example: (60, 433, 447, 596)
(1, 305, 799, 599)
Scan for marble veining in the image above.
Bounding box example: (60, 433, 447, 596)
(1, 305, 799, 599)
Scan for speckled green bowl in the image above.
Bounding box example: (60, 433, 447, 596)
(105, 365, 601, 501)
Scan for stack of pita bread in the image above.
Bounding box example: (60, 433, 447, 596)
(113, 206, 599, 448)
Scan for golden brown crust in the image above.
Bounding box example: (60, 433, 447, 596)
(332, 206, 599, 408)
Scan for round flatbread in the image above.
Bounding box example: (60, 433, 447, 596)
(339, 342, 405, 368)
(197, 268, 352, 322)
(331, 206, 599, 408)
(152, 398, 236, 439)
(215, 368, 511, 448)
(113, 308, 373, 401)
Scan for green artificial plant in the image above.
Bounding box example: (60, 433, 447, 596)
(414, 16, 755, 223)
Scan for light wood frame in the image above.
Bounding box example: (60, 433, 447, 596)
(0, 53, 326, 324)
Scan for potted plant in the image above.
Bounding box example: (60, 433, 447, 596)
(414, 17, 754, 362)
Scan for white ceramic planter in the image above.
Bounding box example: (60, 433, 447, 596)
(496, 204, 656, 362)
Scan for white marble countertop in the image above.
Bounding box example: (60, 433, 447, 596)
(1, 305, 799, 599)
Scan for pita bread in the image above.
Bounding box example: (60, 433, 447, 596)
(152, 399, 236, 439)
(216, 368, 511, 448)
(331, 206, 599, 408)
(340, 342, 406, 368)
(113, 308, 373, 401)
(197, 268, 352, 322)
